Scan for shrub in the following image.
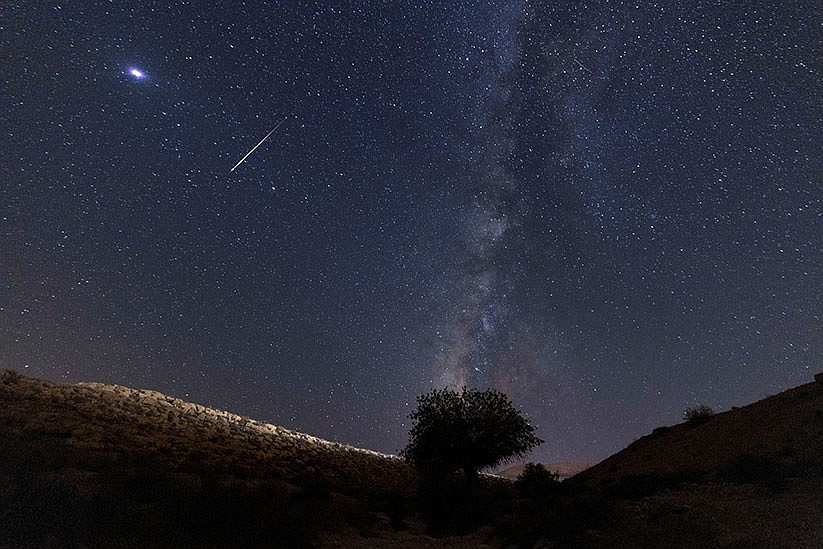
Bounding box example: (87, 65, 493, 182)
(516, 463, 561, 498)
(683, 404, 714, 426)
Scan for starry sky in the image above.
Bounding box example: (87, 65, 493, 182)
(2, 1, 821, 463)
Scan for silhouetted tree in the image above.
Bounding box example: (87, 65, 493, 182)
(401, 387, 543, 485)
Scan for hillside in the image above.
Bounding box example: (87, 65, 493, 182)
(0, 369, 492, 548)
(578, 378, 823, 486)
(0, 369, 413, 493)
(570, 376, 823, 548)
(3, 368, 823, 548)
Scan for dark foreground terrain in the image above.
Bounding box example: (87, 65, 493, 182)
(2, 369, 823, 547)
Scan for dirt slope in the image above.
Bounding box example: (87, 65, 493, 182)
(568, 377, 823, 548)
(577, 379, 823, 487)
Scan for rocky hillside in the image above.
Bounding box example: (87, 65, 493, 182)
(568, 376, 823, 548)
(577, 377, 823, 487)
(0, 369, 493, 548)
(0, 369, 413, 494)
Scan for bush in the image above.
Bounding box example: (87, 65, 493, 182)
(683, 405, 714, 426)
(516, 463, 561, 498)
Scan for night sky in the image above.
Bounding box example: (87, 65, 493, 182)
(2, 1, 820, 463)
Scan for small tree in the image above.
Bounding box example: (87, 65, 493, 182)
(401, 387, 543, 484)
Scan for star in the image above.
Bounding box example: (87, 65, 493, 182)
(127, 67, 146, 80)
(2, 0, 819, 466)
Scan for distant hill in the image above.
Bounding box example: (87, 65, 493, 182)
(497, 461, 593, 480)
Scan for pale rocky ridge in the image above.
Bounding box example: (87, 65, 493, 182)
(1, 369, 416, 494)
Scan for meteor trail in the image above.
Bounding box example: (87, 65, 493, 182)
(230, 116, 288, 172)
(573, 58, 591, 73)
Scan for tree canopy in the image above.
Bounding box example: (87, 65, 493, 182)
(401, 387, 543, 481)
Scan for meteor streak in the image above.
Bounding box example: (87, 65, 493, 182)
(230, 116, 288, 172)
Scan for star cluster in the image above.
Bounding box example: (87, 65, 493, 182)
(2, 1, 820, 462)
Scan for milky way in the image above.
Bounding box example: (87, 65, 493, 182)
(428, 2, 528, 392)
(2, 1, 820, 462)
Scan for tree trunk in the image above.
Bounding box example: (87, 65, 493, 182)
(463, 467, 478, 491)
